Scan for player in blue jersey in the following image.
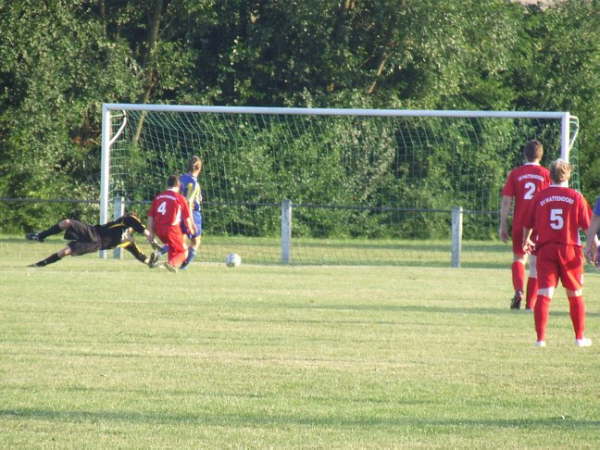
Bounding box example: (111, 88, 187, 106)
(178, 156, 203, 269)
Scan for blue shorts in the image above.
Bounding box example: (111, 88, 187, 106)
(182, 210, 202, 239)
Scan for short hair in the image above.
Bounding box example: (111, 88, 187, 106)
(188, 155, 202, 173)
(523, 140, 544, 162)
(166, 174, 179, 188)
(549, 159, 572, 183)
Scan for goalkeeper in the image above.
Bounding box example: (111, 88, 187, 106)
(26, 214, 161, 268)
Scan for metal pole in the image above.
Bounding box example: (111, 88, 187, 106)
(281, 199, 292, 264)
(451, 206, 463, 268)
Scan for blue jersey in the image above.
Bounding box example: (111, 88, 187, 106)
(179, 173, 202, 212)
(594, 196, 600, 216)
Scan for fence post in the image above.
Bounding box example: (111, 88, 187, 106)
(451, 206, 463, 268)
(113, 196, 125, 260)
(281, 199, 292, 264)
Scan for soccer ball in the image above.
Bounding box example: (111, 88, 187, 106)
(225, 253, 242, 268)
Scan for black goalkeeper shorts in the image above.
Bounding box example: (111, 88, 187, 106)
(64, 220, 102, 256)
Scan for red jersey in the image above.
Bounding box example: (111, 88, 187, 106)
(501, 163, 550, 226)
(523, 185, 591, 248)
(148, 189, 192, 228)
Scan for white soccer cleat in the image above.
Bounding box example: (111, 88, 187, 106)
(534, 340, 546, 347)
(575, 338, 592, 347)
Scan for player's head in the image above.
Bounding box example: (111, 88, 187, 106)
(167, 174, 180, 189)
(523, 139, 543, 162)
(549, 159, 571, 183)
(188, 155, 202, 174)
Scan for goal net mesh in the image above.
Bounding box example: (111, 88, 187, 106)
(105, 108, 579, 266)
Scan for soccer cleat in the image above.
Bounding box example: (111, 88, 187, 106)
(163, 262, 178, 273)
(148, 251, 161, 268)
(25, 232, 44, 242)
(575, 338, 592, 347)
(534, 340, 546, 347)
(510, 292, 523, 310)
(27, 262, 41, 268)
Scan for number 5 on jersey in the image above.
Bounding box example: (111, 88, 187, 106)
(550, 208, 564, 230)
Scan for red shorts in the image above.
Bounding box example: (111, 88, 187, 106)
(536, 243, 584, 291)
(156, 225, 186, 267)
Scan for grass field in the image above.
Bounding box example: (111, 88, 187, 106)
(1, 236, 600, 448)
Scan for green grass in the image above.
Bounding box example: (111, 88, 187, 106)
(1, 236, 600, 448)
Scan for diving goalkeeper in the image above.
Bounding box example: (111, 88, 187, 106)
(26, 214, 161, 267)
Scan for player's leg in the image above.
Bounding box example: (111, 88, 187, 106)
(122, 241, 157, 266)
(510, 227, 526, 309)
(28, 245, 72, 267)
(532, 245, 557, 346)
(154, 227, 183, 272)
(167, 229, 187, 270)
(510, 254, 526, 309)
(26, 218, 73, 242)
(179, 212, 202, 270)
(525, 254, 538, 310)
(560, 246, 591, 347)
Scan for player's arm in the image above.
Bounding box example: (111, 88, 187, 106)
(521, 200, 536, 254)
(184, 182, 195, 209)
(126, 213, 162, 249)
(499, 195, 513, 242)
(146, 215, 156, 241)
(522, 226, 534, 254)
(122, 214, 147, 234)
(181, 198, 196, 235)
(584, 213, 600, 265)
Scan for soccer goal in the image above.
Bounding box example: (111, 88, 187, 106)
(100, 104, 579, 267)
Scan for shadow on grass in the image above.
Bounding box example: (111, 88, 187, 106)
(222, 301, 600, 318)
(1, 408, 598, 430)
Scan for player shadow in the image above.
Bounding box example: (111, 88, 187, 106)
(223, 300, 600, 318)
(1, 407, 598, 430)
(219, 299, 600, 325)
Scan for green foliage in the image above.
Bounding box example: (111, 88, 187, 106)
(1, 0, 600, 235)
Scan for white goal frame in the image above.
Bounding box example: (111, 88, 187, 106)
(100, 104, 577, 265)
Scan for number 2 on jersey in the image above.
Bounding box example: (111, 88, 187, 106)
(523, 181, 536, 200)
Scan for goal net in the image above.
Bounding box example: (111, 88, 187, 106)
(101, 105, 579, 266)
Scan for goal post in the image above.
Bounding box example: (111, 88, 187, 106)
(100, 104, 578, 266)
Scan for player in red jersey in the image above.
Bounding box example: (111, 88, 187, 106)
(499, 140, 551, 310)
(584, 196, 600, 267)
(147, 175, 195, 272)
(522, 159, 592, 347)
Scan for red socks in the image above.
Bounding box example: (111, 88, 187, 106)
(534, 295, 587, 342)
(534, 295, 551, 342)
(511, 261, 525, 293)
(568, 296, 586, 340)
(525, 277, 538, 310)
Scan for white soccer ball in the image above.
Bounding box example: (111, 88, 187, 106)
(225, 253, 242, 268)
